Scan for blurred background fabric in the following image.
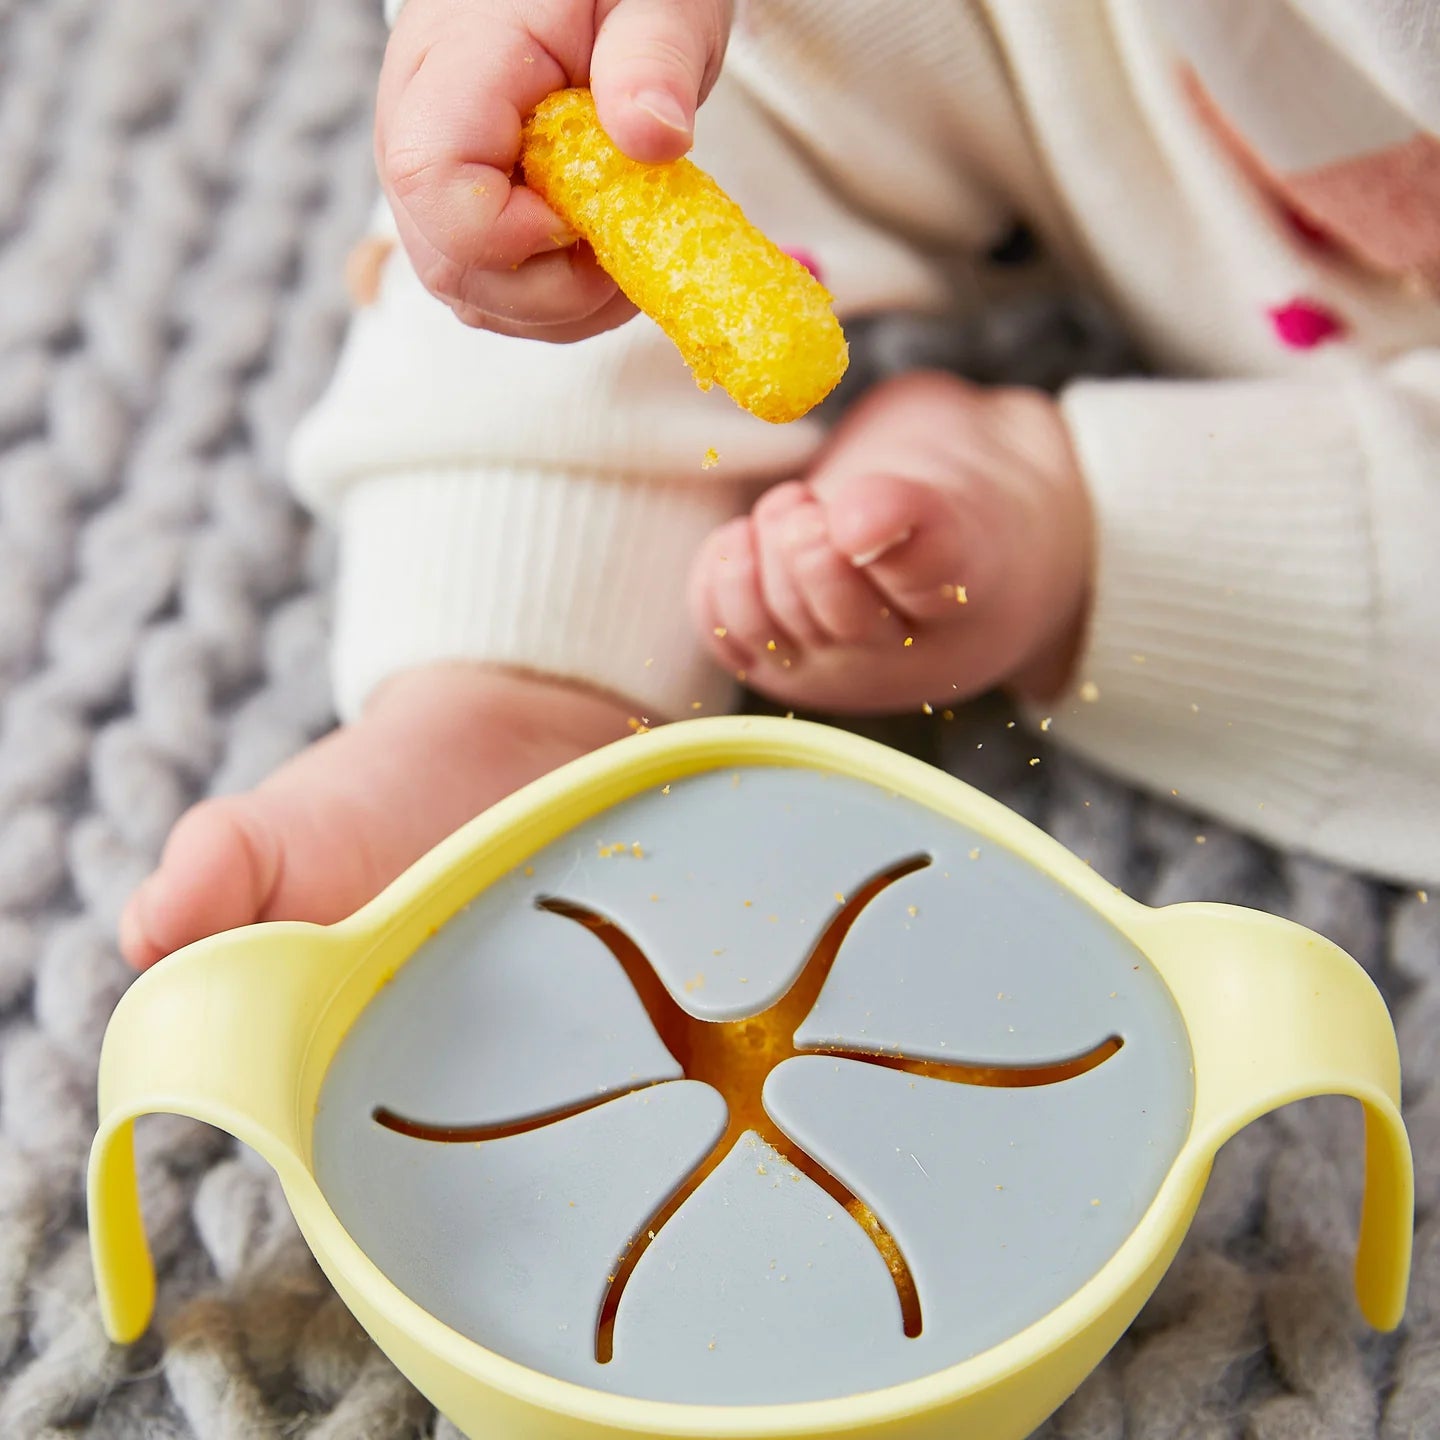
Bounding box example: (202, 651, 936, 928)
(0, 1, 1435, 1436)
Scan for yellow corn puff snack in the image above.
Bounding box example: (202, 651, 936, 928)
(520, 88, 847, 424)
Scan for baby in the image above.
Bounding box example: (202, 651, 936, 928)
(120, 0, 1440, 968)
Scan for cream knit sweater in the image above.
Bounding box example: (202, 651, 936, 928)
(291, 0, 1440, 885)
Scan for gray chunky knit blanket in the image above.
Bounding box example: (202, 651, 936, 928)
(0, 1, 1435, 1436)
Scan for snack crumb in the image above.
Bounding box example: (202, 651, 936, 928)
(701, 447, 720, 469)
(714, 626, 727, 637)
(1040, 716, 1052, 732)
(1078, 680, 1101, 703)
(903, 636, 914, 647)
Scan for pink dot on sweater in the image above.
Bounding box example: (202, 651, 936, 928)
(783, 248, 823, 282)
(1268, 298, 1345, 349)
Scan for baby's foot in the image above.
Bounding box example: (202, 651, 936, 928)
(119, 665, 633, 969)
(690, 372, 1093, 715)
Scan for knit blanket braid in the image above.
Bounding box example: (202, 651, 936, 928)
(0, 2, 1435, 1437)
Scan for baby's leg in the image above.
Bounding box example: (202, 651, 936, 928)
(690, 371, 1092, 713)
(120, 665, 633, 968)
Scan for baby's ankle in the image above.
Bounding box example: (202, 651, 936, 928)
(364, 662, 640, 763)
(1005, 604, 1090, 705)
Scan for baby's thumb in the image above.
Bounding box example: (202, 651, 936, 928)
(590, 0, 732, 163)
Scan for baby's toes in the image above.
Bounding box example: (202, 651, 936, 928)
(817, 471, 981, 624)
(749, 482, 841, 653)
(691, 516, 780, 672)
(768, 488, 898, 646)
(119, 795, 279, 969)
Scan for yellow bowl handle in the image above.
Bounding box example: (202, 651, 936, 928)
(88, 922, 345, 1344)
(1138, 901, 1413, 1330)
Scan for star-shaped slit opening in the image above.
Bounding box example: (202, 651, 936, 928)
(374, 853, 1122, 1362)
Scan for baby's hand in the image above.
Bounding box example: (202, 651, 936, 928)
(377, 0, 732, 338)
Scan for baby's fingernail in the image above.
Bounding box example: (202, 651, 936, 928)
(850, 530, 912, 567)
(548, 229, 579, 248)
(632, 89, 691, 136)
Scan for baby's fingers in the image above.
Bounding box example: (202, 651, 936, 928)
(393, 219, 634, 338)
(590, 0, 732, 162)
(451, 270, 640, 343)
(377, 20, 571, 302)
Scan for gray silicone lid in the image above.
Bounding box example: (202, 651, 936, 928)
(313, 765, 1193, 1405)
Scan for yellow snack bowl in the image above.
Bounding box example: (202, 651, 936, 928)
(89, 717, 1412, 1439)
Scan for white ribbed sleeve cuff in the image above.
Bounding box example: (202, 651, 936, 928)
(333, 467, 747, 724)
(1044, 376, 1376, 841)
